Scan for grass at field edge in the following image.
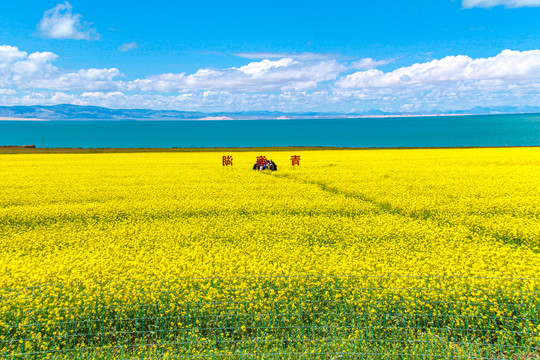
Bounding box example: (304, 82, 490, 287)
(1, 145, 539, 154)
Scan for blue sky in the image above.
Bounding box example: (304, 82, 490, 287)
(1, 0, 540, 112)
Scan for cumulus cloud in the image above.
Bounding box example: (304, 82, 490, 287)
(331, 50, 540, 112)
(30, 68, 123, 91)
(0, 45, 121, 91)
(336, 50, 540, 88)
(235, 52, 336, 61)
(119, 42, 138, 52)
(38, 2, 99, 40)
(130, 58, 346, 92)
(462, 0, 540, 7)
(349, 58, 392, 70)
(1, 90, 339, 112)
(0, 45, 58, 87)
(3, 45, 540, 112)
(3, 84, 540, 113)
(0, 89, 16, 95)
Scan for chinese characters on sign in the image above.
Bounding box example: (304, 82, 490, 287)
(254, 156, 277, 171)
(291, 155, 301, 166)
(222, 155, 233, 167)
(256, 156, 267, 167)
(221, 155, 294, 170)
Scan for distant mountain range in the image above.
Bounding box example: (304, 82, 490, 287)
(1, 104, 540, 120)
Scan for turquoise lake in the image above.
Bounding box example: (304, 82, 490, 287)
(1, 114, 539, 148)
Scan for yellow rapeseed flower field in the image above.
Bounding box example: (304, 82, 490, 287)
(1, 148, 539, 358)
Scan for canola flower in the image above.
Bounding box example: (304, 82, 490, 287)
(0, 148, 539, 358)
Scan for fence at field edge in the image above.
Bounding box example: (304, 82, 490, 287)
(1, 275, 539, 359)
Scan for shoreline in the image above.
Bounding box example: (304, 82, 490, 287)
(1, 113, 537, 122)
(1, 145, 538, 154)
(0, 117, 46, 121)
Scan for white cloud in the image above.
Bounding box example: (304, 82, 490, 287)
(29, 68, 123, 91)
(349, 58, 392, 70)
(130, 58, 346, 92)
(38, 2, 99, 40)
(0, 45, 121, 91)
(237, 54, 392, 70)
(3, 85, 540, 113)
(238, 58, 295, 75)
(462, 0, 540, 7)
(336, 50, 540, 88)
(332, 49, 540, 112)
(235, 52, 336, 61)
(1, 91, 333, 112)
(0, 45, 27, 64)
(119, 42, 138, 52)
(2, 45, 540, 113)
(0, 45, 58, 87)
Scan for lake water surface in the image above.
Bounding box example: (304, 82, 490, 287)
(1, 114, 539, 148)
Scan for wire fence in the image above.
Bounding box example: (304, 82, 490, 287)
(1, 276, 539, 359)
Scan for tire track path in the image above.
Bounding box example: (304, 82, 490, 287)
(263, 171, 535, 250)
